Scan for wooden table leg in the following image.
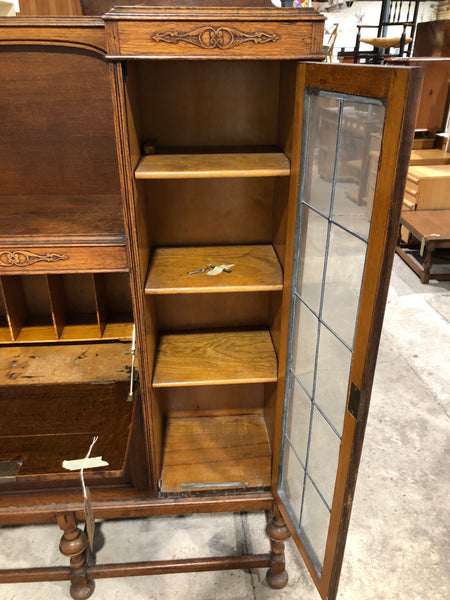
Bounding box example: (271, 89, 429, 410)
(266, 503, 289, 589)
(57, 513, 95, 600)
(421, 241, 436, 284)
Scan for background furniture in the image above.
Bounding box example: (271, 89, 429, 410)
(397, 210, 450, 282)
(352, 0, 419, 63)
(0, 4, 421, 599)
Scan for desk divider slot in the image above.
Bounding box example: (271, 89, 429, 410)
(0, 273, 133, 343)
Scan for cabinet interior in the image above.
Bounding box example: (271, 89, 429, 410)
(0, 44, 138, 496)
(125, 59, 297, 494)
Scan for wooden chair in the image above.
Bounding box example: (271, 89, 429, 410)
(323, 23, 339, 62)
(353, 0, 419, 64)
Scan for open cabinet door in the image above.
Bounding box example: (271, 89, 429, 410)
(274, 63, 422, 600)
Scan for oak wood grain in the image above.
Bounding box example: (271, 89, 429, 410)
(0, 342, 132, 385)
(145, 244, 282, 294)
(0, 382, 133, 479)
(160, 414, 271, 493)
(135, 152, 290, 179)
(152, 330, 277, 387)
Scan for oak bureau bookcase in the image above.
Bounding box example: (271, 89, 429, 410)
(0, 3, 421, 599)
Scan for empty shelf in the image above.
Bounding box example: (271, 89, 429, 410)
(160, 414, 271, 493)
(145, 244, 283, 294)
(135, 152, 290, 179)
(152, 330, 278, 387)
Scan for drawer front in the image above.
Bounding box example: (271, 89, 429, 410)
(108, 19, 324, 59)
(0, 245, 127, 275)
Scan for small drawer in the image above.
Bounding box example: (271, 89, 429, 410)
(0, 245, 127, 275)
(105, 9, 325, 60)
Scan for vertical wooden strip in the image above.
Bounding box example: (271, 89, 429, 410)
(47, 275, 66, 339)
(0, 279, 12, 342)
(93, 273, 107, 338)
(1, 276, 26, 341)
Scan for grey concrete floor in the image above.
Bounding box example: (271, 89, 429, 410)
(0, 255, 449, 600)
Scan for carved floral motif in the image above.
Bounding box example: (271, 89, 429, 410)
(0, 250, 69, 267)
(152, 26, 280, 50)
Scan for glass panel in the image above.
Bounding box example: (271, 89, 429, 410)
(315, 326, 352, 436)
(297, 206, 329, 314)
(321, 224, 367, 347)
(281, 442, 305, 526)
(333, 102, 385, 239)
(299, 477, 331, 570)
(291, 298, 318, 395)
(286, 374, 312, 467)
(279, 88, 387, 578)
(304, 95, 339, 216)
(307, 408, 341, 508)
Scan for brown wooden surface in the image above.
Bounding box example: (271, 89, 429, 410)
(104, 8, 324, 60)
(157, 383, 265, 417)
(138, 61, 281, 149)
(270, 62, 423, 600)
(146, 178, 275, 247)
(400, 209, 450, 238)
(145, 245, 282, 294)
(154, 291, 271, 332)
(0, 382, 133, 481)
(0, 272, 132, 342)
(135, 152, 290, 179)
(0, 342, 131, 385)
(17, 0, 82, 15)
(389, 57, 450, 131)
(152, 330, 277, 387)
(409, 149, 450, 166)
(160, 414, 271, 493)
(0, 195, 124, 245)
(0, 44, 119, 198)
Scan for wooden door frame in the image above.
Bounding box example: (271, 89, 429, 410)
(271, 62, 423, 600)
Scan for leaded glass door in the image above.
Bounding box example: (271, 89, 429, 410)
(275, 63, 421, 600)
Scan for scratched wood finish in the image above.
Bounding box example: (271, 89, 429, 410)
(160, 414, 271, 493)
(135, 152, 290, 179)
(152, 330, 277, 387)
(0, 342, 131, 385)
(145, 245, 282, 294)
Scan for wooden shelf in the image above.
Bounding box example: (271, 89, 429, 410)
(145, 244, 283, 294)
(135, 152, 290, 180)
(160, 414, 271, 494)
(152, 330, 277, 388)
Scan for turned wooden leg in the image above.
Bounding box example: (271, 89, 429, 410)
(57, 513, 95, 600)
(266, 503, 290, 589)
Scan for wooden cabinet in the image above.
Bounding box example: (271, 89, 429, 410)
(0, 5, 421, 600)
(403, 165, 450, 210)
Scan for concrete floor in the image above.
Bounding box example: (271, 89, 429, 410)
(0, 255, 449, 600)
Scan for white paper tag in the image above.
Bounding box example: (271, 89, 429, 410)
(207, 264, 235, 276)
(62, 456, 109, 471)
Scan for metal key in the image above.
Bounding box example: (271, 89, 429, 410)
(187, 264, 214, 275)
